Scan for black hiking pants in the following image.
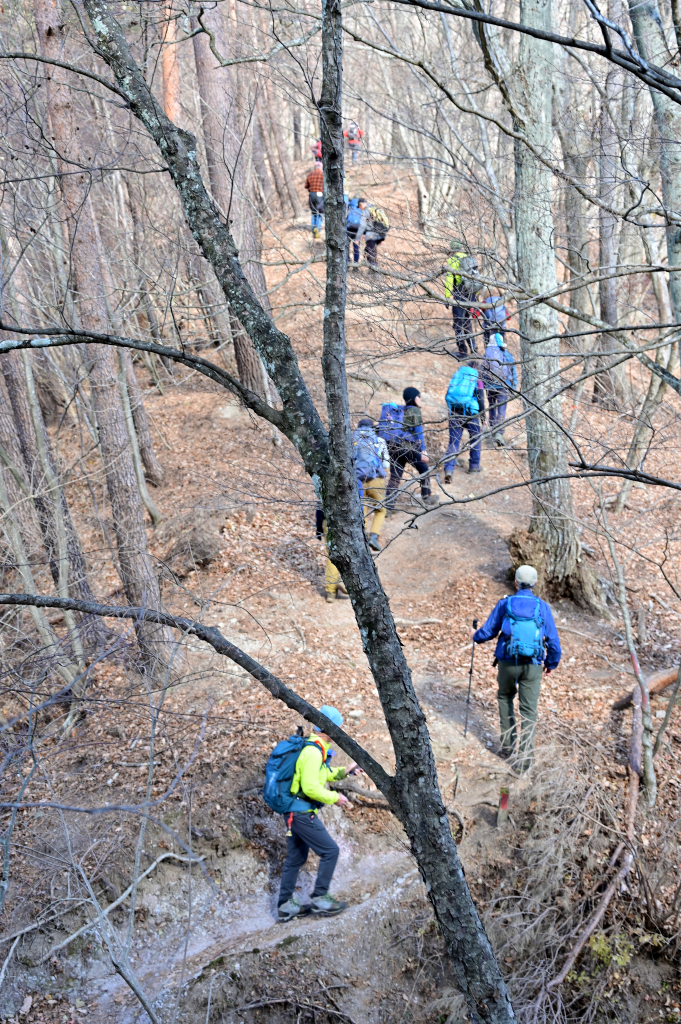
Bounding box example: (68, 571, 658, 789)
(386, 443, 431, 504)
(278, 811, 339, 906)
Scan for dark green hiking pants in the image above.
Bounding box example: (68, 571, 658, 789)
(497, 660, 543, 771)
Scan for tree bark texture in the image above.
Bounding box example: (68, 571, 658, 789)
(1, 350, 93, 605)
(594, 16, 628, 407)
(162, 3, 181, 123)
(34, 0, 168, 667)
(513, 0, 599, 608)
(627, 0, 681, 356)
(83, 1, 515, 1017)
(123, 352, 164, 486)
(191, 10, 271, 396)
(316, 1, 515, 1020)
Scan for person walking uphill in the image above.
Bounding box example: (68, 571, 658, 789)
(470, 565, 561, 773)
(443, 242, 481, 357)
(382, 387, 438, 509)
(305, 161, 324, 239)
(265, 707, 359, 922)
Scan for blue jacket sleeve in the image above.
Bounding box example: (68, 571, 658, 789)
(541, 601, 561, 669)
(473, 600, 505, 643)
(414, 421, 425, 451)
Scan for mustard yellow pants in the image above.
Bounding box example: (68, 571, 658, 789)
(362, 478, 387, 537)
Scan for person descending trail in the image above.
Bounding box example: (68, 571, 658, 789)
(305, 161, 324, 239)
(444, 361, 485, 479)
(353, 417, 390, 551)
(443, 241, 481, 357)
(343, 122, 365, 164)
(265, 708, 359, 921)
(481, 332, 518, 446)
(381, 387, 438, 509)
(470, 565, 562, 773)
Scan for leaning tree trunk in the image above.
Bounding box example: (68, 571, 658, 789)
(191, 10, 272, 398)
(514, 0, 600, 609)
(35, 0, 169, 669)
(316, 1, 515, 1020)
(80, 0, 516, 1017)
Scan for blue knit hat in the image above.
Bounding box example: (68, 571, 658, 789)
(314, 705, 343, 731)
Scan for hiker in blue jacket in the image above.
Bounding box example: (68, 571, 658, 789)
(347, 197, 370, 267)
(470, 565, 561, 772)
(481, 333, 518, 446)
(443, 362, 485, 480)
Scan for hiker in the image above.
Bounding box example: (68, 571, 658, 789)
(266, 707, 360, 921)
(305, 161, 324, 240)
(353, 417, 390, 550)
(470, 565, 561, 773)
(310, 138, 322, 161)
(480, 293, 509, 346)
(444, 361, 485, 479)
(443, 241, 481, 357)
(365, 204, 390, 268)
(381, 387, 438, 509)
(316, 509, 346, 604)
(346, 197, 370, 267)
(481, 331, 518, 445)
(343, 122, 365, 164)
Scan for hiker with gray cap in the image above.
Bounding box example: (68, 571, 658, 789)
(469, 565, 561, 772)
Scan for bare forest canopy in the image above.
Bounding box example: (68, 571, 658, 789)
(0, 0, 680, 1021)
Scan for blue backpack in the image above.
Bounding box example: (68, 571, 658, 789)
(263, 735, 325, 814)
(446, 366, 479, 414)
(378, 402, 408, 441)
(483, 295, 508, 325)
(347, 199, 362, 230)
(503, 595, 544, 660)
(352, 429, 386, 482)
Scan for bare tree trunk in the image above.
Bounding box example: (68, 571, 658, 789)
(161, 2, 181, 123)
(292, 104, 302, 161)
(35, 0, 169, 668)
(123, 353, 164, 487)
(264, 84, 304, 218)
(0, 376, 42, 559)
(252, 116, 276, 214)
(593, 21, 628, 407)
(1, 351, 93, 607)
(258, 116, 289, 214)
(514, 0, 601, 609)
(191, 12, 272, 396)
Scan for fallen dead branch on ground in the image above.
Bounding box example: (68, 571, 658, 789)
(612, 666, 678, 710)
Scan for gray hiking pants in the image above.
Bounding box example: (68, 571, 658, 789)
(497, 660, 543, 771)
(278, 811, 339, 906)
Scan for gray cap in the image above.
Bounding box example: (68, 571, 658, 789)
(515, 564, 538, 587)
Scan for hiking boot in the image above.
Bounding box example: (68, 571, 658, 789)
(369, 533, 382, 551)
(278, 897, 311, 922)
(468, 465, 482, 474)
(444, 473, 453, 485)
(422, 495, 439, 507)
(310, 893, 347, 916)
(498, 747, 515, 761)
(493, 434, 506, 448)
(326, 592, 337, 603)
(337, 581, 349, 596)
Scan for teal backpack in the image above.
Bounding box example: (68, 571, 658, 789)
(503, 596, 544, 660)
(446, 366, 479, 414)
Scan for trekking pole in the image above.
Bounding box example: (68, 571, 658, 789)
(463, 620, 478, 738)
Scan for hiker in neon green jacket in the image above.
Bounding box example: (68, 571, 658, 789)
(290, 733, 348, 805)
(278, 706, 360, 922)
(443, 241, 480, 358)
